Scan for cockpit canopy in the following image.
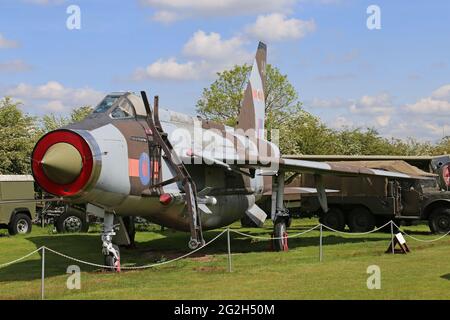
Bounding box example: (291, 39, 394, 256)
(92, 92, 148, 119)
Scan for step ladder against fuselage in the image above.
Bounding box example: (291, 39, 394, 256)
(140, 91, 205, 250)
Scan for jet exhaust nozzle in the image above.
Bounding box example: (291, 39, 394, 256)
(32, 129, 95, 197)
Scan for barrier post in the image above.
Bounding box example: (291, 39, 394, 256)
(41, 246, 45, 300)
(227, 228, 232, 273)
(319, 224, 323, 262)
(390, 221, 395, 254)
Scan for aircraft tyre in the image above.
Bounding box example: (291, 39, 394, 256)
(104, 244, 120, 272)
(273, 219, 288, 252)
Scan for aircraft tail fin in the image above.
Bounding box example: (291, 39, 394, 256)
(237, 42, 267, 139)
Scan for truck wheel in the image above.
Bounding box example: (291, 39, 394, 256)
(8, 213, 32, 235)
(320, 207, 345, 231)
(55, 208, 89, 233)
(348, 207, 375, 233)
(273, 220, 288, 251)
(240, 215, 259, 228)
(429, 208, 450, 234)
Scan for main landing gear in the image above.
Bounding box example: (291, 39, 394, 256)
(271, 172, 290, 252)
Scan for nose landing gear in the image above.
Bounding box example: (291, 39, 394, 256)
(102, 212, 121, 272)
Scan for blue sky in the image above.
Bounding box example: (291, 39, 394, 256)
(0, 0, 449, 141)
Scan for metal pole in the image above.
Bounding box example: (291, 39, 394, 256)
(319, 224, 323, 262)
(41, 247, 45, 300)
(227, 228, 232, 272)
(391, 221, 395, 254)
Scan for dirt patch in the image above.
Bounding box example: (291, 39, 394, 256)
(139, 250, 214, 262)
(189, 255, 216, 262)
(193, 266, 225, 272)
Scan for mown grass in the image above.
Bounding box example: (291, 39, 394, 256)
(0, 218, 449, 300)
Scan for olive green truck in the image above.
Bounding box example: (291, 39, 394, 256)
(0, 175, 36, 235)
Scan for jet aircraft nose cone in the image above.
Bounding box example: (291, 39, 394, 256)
(41, 142, 83, 184)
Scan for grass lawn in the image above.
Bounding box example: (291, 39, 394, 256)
(0, 218, 449, 300)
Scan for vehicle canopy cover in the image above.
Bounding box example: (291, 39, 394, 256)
(299, 160, 435, 198)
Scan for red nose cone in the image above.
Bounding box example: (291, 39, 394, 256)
(32, 130, 94, 197)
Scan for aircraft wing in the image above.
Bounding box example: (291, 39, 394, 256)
(184, 152, 434, 180)
(276, 158, 434, 179)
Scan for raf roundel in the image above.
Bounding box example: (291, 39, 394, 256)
(139, 152, 151, 186)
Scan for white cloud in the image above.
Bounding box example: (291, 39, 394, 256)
(3, 81, 104, 113)
(151, 10, 180, 23)
(405, 98, 450, 114)
(349, 93, 393, 114)
(134, 58, 198, 81)
(404, 84, 450, 114)
(308, 97, 346, 109)
(0, 60, 32, 73)
(245, 13, 316, 42)
(183, 31, 248, 61)
(375, 114, 391, 127)
(432, 84, 450, 100)
(0, 34, 19, 49)
(141, 0, 296, 22)
(133, 30, 252, 81)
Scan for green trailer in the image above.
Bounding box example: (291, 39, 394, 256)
(0, 175, 36, 235)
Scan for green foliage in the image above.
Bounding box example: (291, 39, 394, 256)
(196, 64, 302, 130)
(40, 105, 93, 134)
(196, 63, 442, 156)
(0, 97, 37, 174)
(197, 64, 251, 126)
(0, 97, 93, 175)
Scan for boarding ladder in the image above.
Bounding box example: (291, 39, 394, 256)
(140, 91, 204, 249)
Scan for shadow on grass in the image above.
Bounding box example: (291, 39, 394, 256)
(441, 274, 450, 281)
(0, 225, 388, 282)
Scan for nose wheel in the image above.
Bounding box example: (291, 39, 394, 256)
(104, 244, 121, 272)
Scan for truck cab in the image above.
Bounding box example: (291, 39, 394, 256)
(0, 175, 36, 235)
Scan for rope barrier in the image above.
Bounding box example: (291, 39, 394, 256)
(230, 224, 320, 240)
(0, 221, 449, 271)
(321, 220, 392, 235)
(0, 247, 43, 269)
(392, 221, 450, 243)
(46, 229, 227, 270)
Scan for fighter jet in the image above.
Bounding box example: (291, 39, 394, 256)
(31, 42, 425, 270)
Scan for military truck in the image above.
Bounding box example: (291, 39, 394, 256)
(0, 175, 36, 235)
(297, 160, 450, 234)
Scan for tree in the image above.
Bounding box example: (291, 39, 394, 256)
(40, 105, 93, 134)
(196, 64, 302, 129)
(196, 64, 304, 152)
(0, 97, 38, 174)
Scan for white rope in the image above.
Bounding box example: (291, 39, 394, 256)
(392, 221, 450, 243)
(321, 221, 393, 235)
(0, 247, 43, 269)
(45, 229, 227, 270)
(230, 224, 320, 240)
